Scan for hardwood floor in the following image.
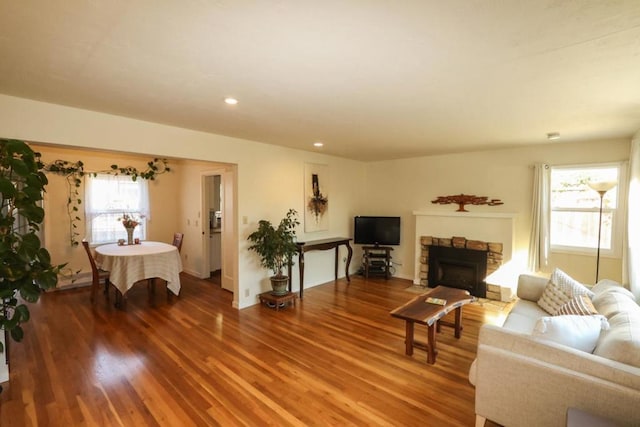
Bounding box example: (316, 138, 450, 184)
(0, 274, 507, 426)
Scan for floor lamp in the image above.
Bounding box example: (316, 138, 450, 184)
(587, 181, 617, 283)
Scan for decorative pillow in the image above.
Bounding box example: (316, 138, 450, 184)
(532, 314, 609, 353)
(555, 294, 598, 316)
(537, 268, 594, 314)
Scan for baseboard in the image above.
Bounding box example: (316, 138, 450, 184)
(51, 271, 92, 291)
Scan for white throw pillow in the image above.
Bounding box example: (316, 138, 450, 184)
(532, 314, 609, 353)
(537, 268, 595, 314)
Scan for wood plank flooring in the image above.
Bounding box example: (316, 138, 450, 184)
(0, 274, 507, 426)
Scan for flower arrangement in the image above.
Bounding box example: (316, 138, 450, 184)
(118, 213, 144, 228)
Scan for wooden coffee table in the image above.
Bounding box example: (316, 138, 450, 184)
(390, 286, 475, 364)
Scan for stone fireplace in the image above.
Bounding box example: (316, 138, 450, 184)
(419, 236, 503, 299)
(413, 210, 516, 301)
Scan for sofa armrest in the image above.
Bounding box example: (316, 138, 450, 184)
(475, 325, 640, 426)
(516, 274, 549, 302)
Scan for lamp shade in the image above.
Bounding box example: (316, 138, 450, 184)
(587, 181, 617, 193)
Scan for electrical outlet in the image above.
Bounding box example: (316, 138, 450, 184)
(187, 219, 191, 226)
(244, 289, 250, 297)
(195, 219, 199, 227)
(242, 216, 248, 225)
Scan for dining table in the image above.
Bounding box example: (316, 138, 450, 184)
(95, 241, 182, 304)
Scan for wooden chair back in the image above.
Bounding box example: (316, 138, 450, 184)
(82, 240, 101, 302)
(172, 233, 184, 252)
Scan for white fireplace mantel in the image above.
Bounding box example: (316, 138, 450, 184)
(413, 210, 517, 285)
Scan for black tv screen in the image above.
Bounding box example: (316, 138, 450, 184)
(353, 216, 401, 246)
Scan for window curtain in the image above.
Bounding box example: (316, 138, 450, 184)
(527, 163, 550, 272)
(85, 173, 150, 243)
(625, 136, 640, 299)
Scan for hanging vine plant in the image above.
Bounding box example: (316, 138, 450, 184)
(44, 158, 171, 246)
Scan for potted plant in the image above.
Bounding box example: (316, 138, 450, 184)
(247, 209, 299, 295)
(0, 139, 64, 359)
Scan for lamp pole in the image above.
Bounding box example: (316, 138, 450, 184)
(594, 190, 606, 284)
(588, 181, 617, 284)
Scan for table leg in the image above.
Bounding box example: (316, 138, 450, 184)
(115, 291, 127, 310)
(427, 324, 437, 364)
(147, 278, 156, 303)
(345, 242, 352, 282)
(454, 307, 463, 339)
(334, 247, 339, 280)
(404, 321, 414, 356)
(298, 250, 305, 300)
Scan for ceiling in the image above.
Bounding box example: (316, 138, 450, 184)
(1, 1, 640, 161)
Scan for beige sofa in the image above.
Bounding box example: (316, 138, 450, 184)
(470, 274, 640, 427)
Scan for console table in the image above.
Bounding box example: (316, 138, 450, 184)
(287, 237, 353, 299)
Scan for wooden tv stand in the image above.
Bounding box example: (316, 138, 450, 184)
(362, 246, 393, 279)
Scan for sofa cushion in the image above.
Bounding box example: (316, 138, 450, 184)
(532, 314, 609, 353)
(593, 291, 640, 320)
(537, 268, 594, 314)
(593, 310, 640, 368)
(592, 279, 636, 301)
(468, 359, 477, 386)
(555, 294, 598, 316)
(502, 299, 548, 334)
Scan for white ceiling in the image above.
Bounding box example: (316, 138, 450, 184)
(1, 1, 639, 161)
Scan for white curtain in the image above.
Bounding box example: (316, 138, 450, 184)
(626, 136, 640, 299)
(85, 173, 150, 243)
(528, 163, 550, 272)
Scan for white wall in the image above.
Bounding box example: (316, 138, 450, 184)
(0, 94, 367, 309)
(1, 93, 630, 302)
(0, 332, 7, 383)
(363, 139, 630, 285)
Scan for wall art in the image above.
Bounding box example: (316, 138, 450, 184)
(304, 163, 329, 232)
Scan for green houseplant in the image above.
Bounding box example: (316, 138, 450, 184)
(247, 209, 299, 295)
(0, 139, 64, 354)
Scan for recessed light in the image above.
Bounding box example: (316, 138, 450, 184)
(224, 97, 238, 105)
(547, 132, 560, 140)
(313, 141, 324, 147)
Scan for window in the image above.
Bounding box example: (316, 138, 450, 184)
(85, 174, 149, 244)
(550, 163, 624, 256)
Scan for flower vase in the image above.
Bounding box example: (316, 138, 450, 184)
(125, 227, 135, 245)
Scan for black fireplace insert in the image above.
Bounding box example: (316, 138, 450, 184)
(427, 245, 487, 297)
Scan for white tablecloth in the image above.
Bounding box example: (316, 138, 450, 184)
(95, 241, 182, 296)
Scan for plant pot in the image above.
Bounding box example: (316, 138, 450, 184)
(270, 276, 289, 296)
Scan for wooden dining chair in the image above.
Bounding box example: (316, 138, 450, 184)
(81, 240, 111, 303)
(172, 232, 184, 252)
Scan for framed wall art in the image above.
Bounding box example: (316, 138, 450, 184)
(304, 163, 329, 232)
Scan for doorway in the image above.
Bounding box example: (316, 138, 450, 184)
(201, 167, 237, 300)
(205, 174, 222, 285)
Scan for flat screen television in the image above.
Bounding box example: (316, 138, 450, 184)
(353, 216, 401, 246)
